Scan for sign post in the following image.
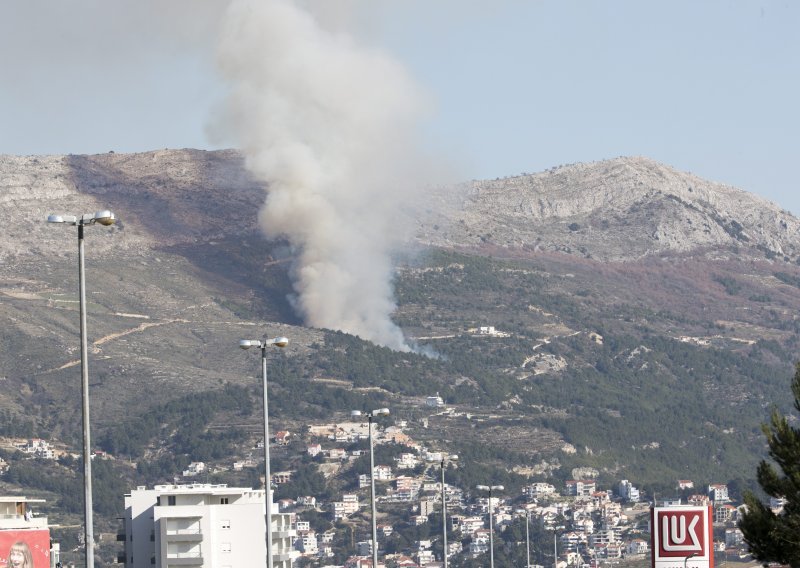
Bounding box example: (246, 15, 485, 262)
(651, 506, 714, 568)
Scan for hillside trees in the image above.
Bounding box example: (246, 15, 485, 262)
(739, 362, 800, 566)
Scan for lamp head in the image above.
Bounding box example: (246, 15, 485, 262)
(476, 485, 489, 491)
(351, 410, 363, 418)
(375, 408, 390, 416)
(93, 210, 116, 226)
(47, 214, 77, 224)
(270, 336, 289, 348)
(239, 339, 257, 350)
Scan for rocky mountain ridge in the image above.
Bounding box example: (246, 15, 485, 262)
(416, 156, 800, 261)
(3, 150, 797, 265)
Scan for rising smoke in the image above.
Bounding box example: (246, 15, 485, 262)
(214, 0, 432, 351)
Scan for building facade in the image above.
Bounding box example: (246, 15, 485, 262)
(0, 496, 58, 567)
(123, 484, 296, 568)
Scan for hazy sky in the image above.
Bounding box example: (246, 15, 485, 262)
(1, 1, 798, 213)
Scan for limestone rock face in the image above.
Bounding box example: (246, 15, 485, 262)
(416, 156, 800, 261)
(3, 151, 796, 264)
(0, 150, 266, 263)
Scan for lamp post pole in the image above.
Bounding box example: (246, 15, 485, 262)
(239, 336, 289, 568)
(352, 408, 390, 568)
(48, 210, 116, 568)
(368, 413, 378, 568)
(440, 454, 457, 568)
(476, 484, 504, 568)
(525, 510, 531, 568)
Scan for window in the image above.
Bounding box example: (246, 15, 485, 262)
(220, 497, 229, 505)
(221, 542, 231, 553)
(221, 519, 231, 530)
(168, 496, 176, 506)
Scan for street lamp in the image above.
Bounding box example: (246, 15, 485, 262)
(516, 508, 532, 568)
(549, 524, 565, 568)
(476, 484, 504, 568)
(47, 210, 116, 568)
(239, 336, 289, 568)
(440, 454, 458, 568)
(352, 407, 390, 568)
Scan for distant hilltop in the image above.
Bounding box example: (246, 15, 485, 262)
(415, 156, 800, 262)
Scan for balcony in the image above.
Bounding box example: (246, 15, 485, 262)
(165, 551, 203, 565)
(165, 528, 203, 542)
(0, 514, 48, 530)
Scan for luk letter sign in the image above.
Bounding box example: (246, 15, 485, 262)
(651, 506, 713, 568)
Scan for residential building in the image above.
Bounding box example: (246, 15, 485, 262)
(617, 480, 639, 502)
(725, 528, 744, 547)
(0, 496, 58, 566)
(627, 539, 649, 555)
(525, 483, 556, 499)
(182, 462, 206, 477)
(708, 484, 729, 503)
(123, 483, 297, 568)
(565, 480, 596, 497)
(425, 393, 444, 408)
(714, 504, 737, 524)
(373, 465, 393, 481)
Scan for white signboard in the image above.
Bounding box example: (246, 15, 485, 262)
(651, 506, 714, 568)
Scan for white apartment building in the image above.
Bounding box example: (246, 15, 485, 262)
(123, 483, 296, 568)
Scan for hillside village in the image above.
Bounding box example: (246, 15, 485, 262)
(2, 393, 761, 568)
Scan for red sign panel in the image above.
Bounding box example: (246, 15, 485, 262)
(651, 506, 714, 568)
(0, 529, 51, 568)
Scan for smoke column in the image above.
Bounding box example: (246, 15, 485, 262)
(214, 0, 429, 351)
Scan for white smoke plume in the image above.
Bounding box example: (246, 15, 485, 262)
(214, 0, 431, 351)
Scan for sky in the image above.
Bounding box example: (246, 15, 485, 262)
(1, 0, 798, 214)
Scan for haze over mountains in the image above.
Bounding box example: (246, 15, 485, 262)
(2, 149, 800, 556)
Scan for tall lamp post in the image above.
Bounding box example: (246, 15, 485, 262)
(47, 210, 116, 568)
(476, 484, 504, 568)
(516, 509, 532, 568)
(239, 336, 289, 568)
(440, 454, 458, 568)
(351, 408, 390, 568)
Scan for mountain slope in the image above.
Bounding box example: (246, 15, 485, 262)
(2, 149, 800, 560)
(416, 156, 800, 261)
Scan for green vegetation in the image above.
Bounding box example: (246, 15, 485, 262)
(740, 363, 800, 566)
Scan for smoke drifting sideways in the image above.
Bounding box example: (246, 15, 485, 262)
(213, 0, 434, 352)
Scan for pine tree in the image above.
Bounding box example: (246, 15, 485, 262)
(739, 362, 800, 566)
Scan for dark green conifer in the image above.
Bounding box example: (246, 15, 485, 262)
(740, 362, 800, 566)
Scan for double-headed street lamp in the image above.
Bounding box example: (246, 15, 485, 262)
(476, 484, 504, 568)
(351, 407, 390, 568)
(47, 210, 116, 568)
(439, 454, 458, 568)
(239, 336, 289, 568)
(516, 508, 532, 568)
